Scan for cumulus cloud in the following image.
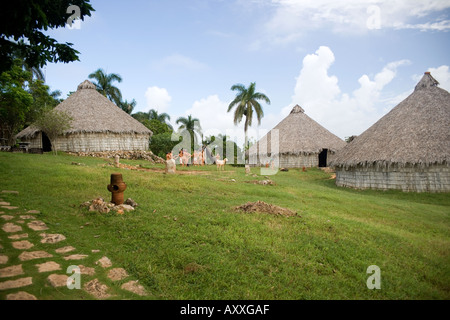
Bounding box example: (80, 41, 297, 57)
(143, 86, 172, 113)
(426, 65, 450, 92)
(287, 46, 410, 139)
(250, 0, 450, 47)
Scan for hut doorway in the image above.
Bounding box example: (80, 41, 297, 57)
(42, 132, 52, 152)
(318, 149, 328, 167)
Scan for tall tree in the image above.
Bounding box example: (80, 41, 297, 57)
(119, 99, 136, 114)
(176, 115, 202, 155)
(88, 68, 122, 106)
(227, 82, 270, 166)
(148, 109, 172, 129)
(0, 0, 95, 74)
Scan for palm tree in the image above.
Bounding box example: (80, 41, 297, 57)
(148, 109, 173, 129)
(88, 68, 122, 106)
(119, 99, 136, 114)
(227, 82, 270, 166)
(176, 115, 202, 155)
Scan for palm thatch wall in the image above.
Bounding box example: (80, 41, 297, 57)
(331, 72, 450, 192)
(248, 105, 346, 168)
(16, 80, 152, 152)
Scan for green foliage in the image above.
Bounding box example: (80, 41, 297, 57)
(88, 68, 122, 106)
(0, 59, 33, 144)
(176, 114, 202, 154)
(0, 0, 95, 74)
(34, 108, 73, 155)
(26, 79, 61, 126)
(149, 131, 180, 158)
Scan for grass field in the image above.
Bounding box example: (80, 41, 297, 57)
(0, 152, 449, 300)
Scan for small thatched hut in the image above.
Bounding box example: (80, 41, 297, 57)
(331, 72, 450, 192)
(248, 105, 346, 168)
(16, 80, 152, 152)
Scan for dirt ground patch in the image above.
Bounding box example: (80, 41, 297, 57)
(235, 201, 298, 217)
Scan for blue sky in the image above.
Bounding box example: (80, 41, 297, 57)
(43, 0, 450, 144)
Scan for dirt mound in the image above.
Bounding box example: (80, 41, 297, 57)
(235, 201, 298, 217)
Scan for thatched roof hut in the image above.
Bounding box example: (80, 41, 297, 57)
(249, 105, 346, 168)
(16, 80, 152, 152)
(331, 72, 450, 192)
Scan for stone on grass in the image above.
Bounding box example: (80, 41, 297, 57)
(36, 261, 61, 273)
(47, 274, 68, 287)
(1, 206, 19, 210)
(84, 279, 112, 299)
(2, 223, 22, 233)
(0, 215, 14, 221)
(26, 210, 40, 214)
(96, 256, 112, 268)
(1, 190, 19, 194)
(0, 202, 10, 206)
(121, 280, 147, 296)
(0, 277, 32, 290)
(0, 255, 8, 264)
(55, 246, 76, 254)
(18, 250, 53, 261)
(12, 240, 34, 250)
(78, 265, 96, 276)
(63, 254, 88, 261)
(8, 233, 28, 240)
(20, 215, 36, 220)
(0, 264, 24, 278)
(107, 268, 129, 281)
(6, 291, 37, 300)
(40, 233, 66, 244)
(27, 220, 48, 231)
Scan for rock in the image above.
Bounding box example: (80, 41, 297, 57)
(112, 204, 134, 212)
(2, 223, 22, 233)
(124, 198, 138, 208)
(27, 220, 48, 231)
(47, 274, 69, 287)
(1, 190, 19, 194)
(35, 261, 61, 273)
(63, 254, 88, 261)
(6, 291, 37, 300)
(18, 251, 53, 261)
(40, 233, 66, 244)
(107, 268, 129, 281)
(26, 210, 40, 214)
(0, 202, 10, 206)
(78, 265, 96, 276)
(0, 255, 8, 264)
(1, 206, 19, 210)
(8, 233, 28, 240)
(0, 215, 14, 221)
(96, 256, 112, 268)
(11, 240, 34, 250)
(121, 280, 147, 296)
(84, 279, 112, 299)
(165, 159, 176, 174)
(20, 215, 36, 220)
(55, 246, 76, 254)
(0, 277, 32, 290)
(0, 264, 24, 278)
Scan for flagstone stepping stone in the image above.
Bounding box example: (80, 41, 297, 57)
(55, 246, 76, 254)
(19, 250, 53, 261)
(36, 261, 61, 273)
(0, 215, 14, 221)
(84, 278, 112, 299)
(1, 206, 19, 210)
(26, 210, 40, 214)
(27, 220, 48, 231)
(8, 233, 28, 240)
(2, 223, 22, 233)
(12, 240, 34, 250)
(1, 190, 19, 194)
(78, 265, 96, 276)
(47, 274, 69, 287)
(0, 264, 24, 278)
(20, 215, 36, 220)
(96, 256, 112, 268)
(121, 280, 147, 296)
(0, 277, 32, 290)
(39, 233, 66, 244)
(6, 291, 37, 300)
(63, 254, 88, 261)
(107, 268, 129, 281)
(0, 202, 10, 206)
(92, 249, 100, 253)
(0, 255, 8, 264)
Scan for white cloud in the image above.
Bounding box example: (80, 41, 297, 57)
(143, 86, 172, 113)
(251, 0, 450, 46)
(427, 65, 450, 92)
(288, 46, 410, 139)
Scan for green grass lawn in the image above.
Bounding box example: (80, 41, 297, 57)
(0, 152, 449, 300)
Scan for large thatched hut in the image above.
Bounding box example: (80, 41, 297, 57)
(331, 72, 450, 192)
(16, 80, 152, 152)
(248, 105, 346, 168)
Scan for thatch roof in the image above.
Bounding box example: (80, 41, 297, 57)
(331, 72, 450, 168)
(16, 80, 152, 138)
(249, 105, 346, 155)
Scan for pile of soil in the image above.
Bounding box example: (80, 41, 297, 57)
(235, 201, 298, 217)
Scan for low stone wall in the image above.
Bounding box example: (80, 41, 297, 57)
(335, 164, 450, 192)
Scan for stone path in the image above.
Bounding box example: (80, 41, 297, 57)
(0, 191, 148, 300)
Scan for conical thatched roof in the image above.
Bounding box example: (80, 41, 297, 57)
(16, 80, 152, 138)
(249, 105, 346, 155)
(331, 72, 450, 168)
